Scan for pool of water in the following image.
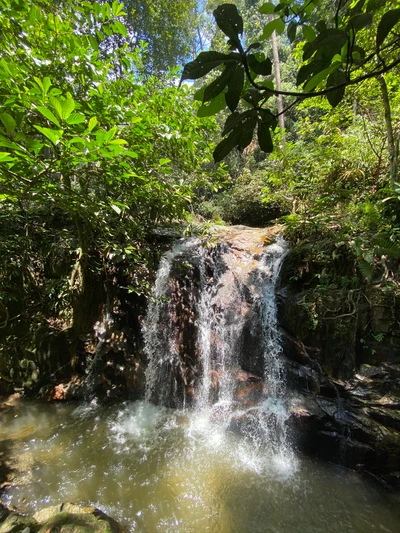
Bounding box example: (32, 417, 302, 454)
(1, 400, 399, 533)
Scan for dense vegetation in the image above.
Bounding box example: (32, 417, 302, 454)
(0, 0, 399, 390)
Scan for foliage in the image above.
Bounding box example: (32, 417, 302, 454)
(0, 0, 222, 371)
(182, 1, 400, 159)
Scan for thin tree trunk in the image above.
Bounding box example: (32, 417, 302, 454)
(378, 74, 397, 188)
(271, 29, 285, 140)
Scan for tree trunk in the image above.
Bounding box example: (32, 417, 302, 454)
(271, 29, 285, 140)
(378, 74, 397, 188)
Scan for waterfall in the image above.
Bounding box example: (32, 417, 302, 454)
(143, 229, 292, 459)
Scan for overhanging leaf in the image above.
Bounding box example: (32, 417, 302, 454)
(61, 98, 75, 120)
(49, 95, 63, 120)
(213, 4, 243, 47)
(0, 113, 16, 135)
(261, 18, 285, 39)
(197, 92, 227, 117)
(247, 54, 272, 76)
(257, 122, 273, 153)
(346, 13, 373, 32)
(304, 62, 340, 92)
(287, 21, 297, 43)
(33, 125, 63, 144)
(259, 2, 275, 14)
(181, 51, 238, 82)
(225, 65, 245, 112)
(88, 117, 98, 132)
(66, 113, 85, 125)
(203, 63, 236, 102)
(37, 106, 61, 127)
(302, 25, 316, 42)
(303, 29, 347, 61)
(376, 9, 400, 48)
(326, 68, 346, 107)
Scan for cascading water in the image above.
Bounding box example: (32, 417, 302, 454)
(143, 228, 293, 467)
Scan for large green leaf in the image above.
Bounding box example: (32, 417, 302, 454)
(61, 98, 75, 120)
(197, 92, 227, 117)
(287, 21, 297, 43)
(261, 18, 285, 39)
(49, 95, 63, 120)
(33, 125, 63, 144)
(259, 2, 275, 14)
(376, 9, 400, 48)
(326, 68, 346, 107)
(247, 54, 272, 76)
(346, 13, 373, 32)
(297, 59, 330, 86)
(203, 63, 236, 103)
(181, 52, 238, 82)
(303, 29, 347, 61)
(213, 4, 243, 47)
(225, 65, 245, 112)
(302, 25, 316, 42)
(304, 62, 341, 92)
(37, 106, 61, 127)
(257, 122, 273, 153)
(66, 113, 86, 125)
(0, 113, 16, 135)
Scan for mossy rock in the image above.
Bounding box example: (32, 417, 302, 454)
(34, 504, 125, 533)
(0, 503, 126, 533)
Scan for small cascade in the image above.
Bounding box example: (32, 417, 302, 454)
(143, 227, 293, 463)
(143, 239, 200, 407)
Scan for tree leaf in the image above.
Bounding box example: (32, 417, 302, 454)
(213, 4, 243, 47)
(203, 63, 236, 102)
(49, 95, 63, 119)
(37, 106, 61, 127)
(61, 98, 75, 120)
(88, 117, 98, 132)
(225, 65, 244, 112)
(261, 18, 285, 39)
(181, 51, 239, 82)
(33, 125, 63, 144)
(259, 2, 275, 14)
(376, 9, 400, 48)
(65, 113, 85, 125)
(303, 29, 347, 61)
(247, 54, 272, 76)
(0, 113, 16, 135)
(302, 24, 316, 42)
(297, 59, 330, 86)
(214, 110, 257, 161)
(304, 62, 340, 92)
(326, 68, 346, 107)
(0, 151, 14, 163)
(287, 21, 297, 43)
(257, 122, 273, 153)
(197, 92, 227, 117)
(214, 128, 242, 163)
(346, 13, 373, 32)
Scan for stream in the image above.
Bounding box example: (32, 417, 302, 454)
(1, 399, 400, 533)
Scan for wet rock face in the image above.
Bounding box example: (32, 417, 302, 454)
(275, 249, 400, 487)
(284, 358, 400, 487)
